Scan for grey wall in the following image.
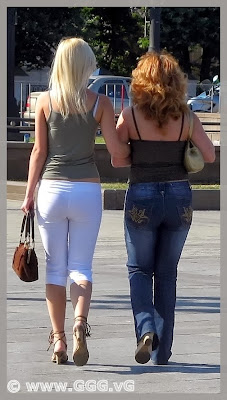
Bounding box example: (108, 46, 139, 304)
(7, 142, 220, 184)
(103, 189, 220, 210)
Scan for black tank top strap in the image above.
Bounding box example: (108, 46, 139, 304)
(131, 107, 142, 140)
(178, 113, 185, 141)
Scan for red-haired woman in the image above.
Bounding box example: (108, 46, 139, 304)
(112, 51, 215, 365)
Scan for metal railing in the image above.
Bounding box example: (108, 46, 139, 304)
(7, 114, 220, 145)
(15, 82, 47, 124)
(8, 117, 35, 130)
(15, 81, 131, 118)
(7, 117, 35, 142)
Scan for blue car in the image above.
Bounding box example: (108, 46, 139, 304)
(187, 85, 220, 113)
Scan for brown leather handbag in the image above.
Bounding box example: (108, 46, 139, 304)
(12, 211, 38, 282)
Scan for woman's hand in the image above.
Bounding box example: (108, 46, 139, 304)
(21, 196, 34, 214)
(111, 155, 131, 168)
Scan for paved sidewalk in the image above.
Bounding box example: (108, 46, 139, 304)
(7, 199, 220, 394)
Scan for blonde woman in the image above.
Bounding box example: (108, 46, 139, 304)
(21, 37, 130, 365)
(112, 51, 215, 365)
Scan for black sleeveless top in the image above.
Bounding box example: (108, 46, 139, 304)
(129, 107, 188, 184)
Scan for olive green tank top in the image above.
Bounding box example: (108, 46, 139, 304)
(41, 92, 100, 180)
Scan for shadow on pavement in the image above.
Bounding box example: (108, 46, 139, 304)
(7, 294, 220, 313)
(84, 361, 220, 375)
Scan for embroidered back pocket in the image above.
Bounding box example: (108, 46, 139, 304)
(125, 200, 153, 230)
(177, 204, 193, 226)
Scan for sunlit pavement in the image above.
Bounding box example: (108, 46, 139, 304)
(7, 199, 220, 394)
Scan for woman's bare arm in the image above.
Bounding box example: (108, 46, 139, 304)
(21, 93, 48, 213)
(190, 113, 216, 163)
(99, 96, 130, 159)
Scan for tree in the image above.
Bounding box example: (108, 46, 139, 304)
(15, 7, 143, 75)
(8, 7, 19, 119)
(15, 7, 83, 69)
(80, 7, 143, 75)
(193, 8, 220, 80)
(15, 7, 220, 81)
(159, 7, 220, 80)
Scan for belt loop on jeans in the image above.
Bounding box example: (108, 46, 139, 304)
(159, 182, 165, 193)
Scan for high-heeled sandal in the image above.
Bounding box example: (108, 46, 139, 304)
(135, 332, 154, 364)
(72, 316, 91, 366)
(47, 330, 68, 364)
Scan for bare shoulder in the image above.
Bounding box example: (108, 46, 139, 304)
(117, 106, 132, 125)
(97, 94, 115, 119)
(191, 111, 205, 134)
(86, 89, 99, 100)
(36, 91, 49, 108)
(86, 90, 113, 112)
(121, 106, 132, 119)
(193, 111, 203, 125)
(38, 91, 49, 101)
(97, 93, 113, 108)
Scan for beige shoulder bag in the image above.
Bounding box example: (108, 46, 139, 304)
(184, 111, 204, 173)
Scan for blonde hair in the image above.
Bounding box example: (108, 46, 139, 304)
(131, 51, 189, 128)
(49, 37, 96, 119)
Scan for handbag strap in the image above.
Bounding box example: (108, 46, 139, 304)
(20, 211, 35, 245)
(19, 214, 27, 243)
(188, 110, 194, 141)
(178, 113, 185, 141)
(30, 212, 35, 245)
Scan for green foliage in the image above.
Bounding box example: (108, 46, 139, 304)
(15, 7, 83, 69)
(95, 136, 105, 144)
(80, 7, 143, 75)
(138, 37, 149, 50)
(159, 7, 220, 80)
(15, 7, 220, 80)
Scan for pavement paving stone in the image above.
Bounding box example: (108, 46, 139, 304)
(7, 200, 220, 394)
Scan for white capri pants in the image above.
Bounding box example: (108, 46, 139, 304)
(36, 180, 102, 287)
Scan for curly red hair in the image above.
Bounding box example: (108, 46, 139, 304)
(131, 51, 189, 127)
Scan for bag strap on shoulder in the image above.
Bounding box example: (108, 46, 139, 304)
(188, 110, 194, 141)
(178, 113, 185, 141)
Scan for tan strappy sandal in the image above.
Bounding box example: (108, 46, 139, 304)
(47, 330, 68, 364)
(72, 316, 91, 366)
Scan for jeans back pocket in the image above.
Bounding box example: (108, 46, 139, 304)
(125, 197, 154, 231)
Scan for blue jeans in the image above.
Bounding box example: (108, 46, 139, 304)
(124, 181, 192, 364)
